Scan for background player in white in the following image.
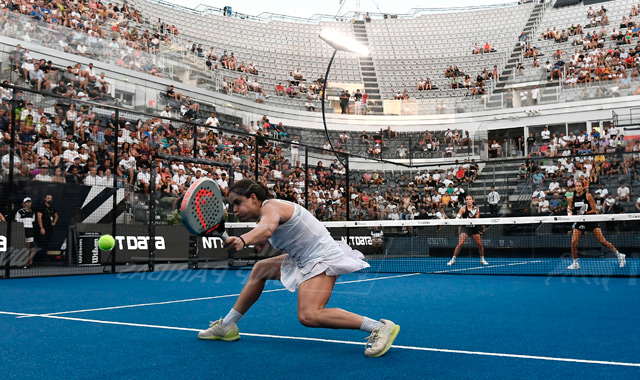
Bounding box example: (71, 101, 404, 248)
(371, 226, 384, 254)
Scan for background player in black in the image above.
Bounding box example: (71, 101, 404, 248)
(447, 195, 488, 266)
(567, 181, 625, 270)
(371, 226, 384, 254)
(16, 197, 36, 267)
(36, 194, 58, 259)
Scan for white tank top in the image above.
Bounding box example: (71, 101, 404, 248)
(264, 199, 343, 267)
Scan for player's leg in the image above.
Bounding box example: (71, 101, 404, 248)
(232, 254, 285, 314)
(296, 272, 362, 329)
(448, 233, 469, 265)
(296, 272, 399, 357)
(593, 228, 625, 267)
(198, 254, 285, 340)
(471, 234, 488, 265)
(568, 228, 582, 269)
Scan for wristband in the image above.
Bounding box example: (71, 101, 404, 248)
(238, 236, 247, 249)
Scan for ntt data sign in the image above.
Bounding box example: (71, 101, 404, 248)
(74, 224, 191, 264)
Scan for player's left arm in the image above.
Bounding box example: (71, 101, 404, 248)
(52, 211, 58, 227)
(586, 193, 597, 215)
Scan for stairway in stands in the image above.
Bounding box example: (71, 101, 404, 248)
(467, 159, 524, 216)
(489, 1, 548, 105)
(352, 20, 383, 114)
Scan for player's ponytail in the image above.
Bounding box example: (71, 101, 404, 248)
(229, 179, 273, 201)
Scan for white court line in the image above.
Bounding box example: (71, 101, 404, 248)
(17, 272, 422, 319)
(2, 310, 638, 368)
(433, 260, 544, 274)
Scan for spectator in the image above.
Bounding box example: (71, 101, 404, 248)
(160, 105, 173, 127)
(204, 112, 220, 134)
(304, 99, 316, 112)
(166, 85, 182, 102)
(487, 186, 500, 216)
(483, 42, 492, 54)
(538, 196, 550, 215)
(290, 136, 300, 166)
(397, 144, 408, 159)
(549, 192, 562, 214)
(489, 139, 501, 158)
(339, 90, 350, 114)
(616, 183, 630, 203)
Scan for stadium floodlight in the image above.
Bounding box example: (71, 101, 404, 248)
(317, 30, 370, 170)
(319, 29, 370, 56)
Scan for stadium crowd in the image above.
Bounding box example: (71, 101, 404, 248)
(516, 124, 640, 215)
(2, 0, 639, 224)
(523, 2, 640, 97)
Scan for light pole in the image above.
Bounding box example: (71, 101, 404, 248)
(318, 29, 370, 167)
(318, 29, 370, 222)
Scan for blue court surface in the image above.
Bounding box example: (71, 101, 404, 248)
(1, 269, 639, 379)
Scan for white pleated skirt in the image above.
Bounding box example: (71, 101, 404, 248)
(280, 241, 370, 292)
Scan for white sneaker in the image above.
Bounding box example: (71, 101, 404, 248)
(480, 258, 489, 266)
(197, 318, 240, 341)
(364, 319, 400, 357)
(616, 253, 626, 268)
(447, 258, 456, 266)
(567, 261, 580, 270)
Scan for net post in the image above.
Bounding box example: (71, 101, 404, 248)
(188, 235, 198, 269)
(304, 146, 309, 210)
(345, 151, 350, 222)
(111, 108, 119, 274)
(192, 120, 198, 159)
(4, 98, 18, 278)
(148, 159, 156, 272)
(254, 137, 259, 180)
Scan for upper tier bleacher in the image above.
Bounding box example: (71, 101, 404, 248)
(367, 3, 533, 100)
(5, 0, 640, 116)
(130, 0, 362, 84)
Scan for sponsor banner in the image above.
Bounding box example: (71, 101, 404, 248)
(74, 224, 191, 263)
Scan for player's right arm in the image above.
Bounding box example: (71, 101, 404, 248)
(456, 206, 465, 219)
(37, 211, 45, 234)
(567, 196, 574, 216)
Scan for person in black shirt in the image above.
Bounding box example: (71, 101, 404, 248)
(36, 194, 58, 258)
(567, 181, 625, 269)
(0, 108, 9, 132)
(54, 80, 67, 97)
(166, 85, 183, 102)
(339, 90, 350, 114)
(526, 132, 535, 150)
(360, 130, 369, 143)
(447, 195, 487, 266)
(353, 89, 362, 103)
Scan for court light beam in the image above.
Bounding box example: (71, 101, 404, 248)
(317, 29, 370, 172)
(319, 29, 370, 56)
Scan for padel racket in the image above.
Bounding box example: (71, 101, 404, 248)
(180, 178, 229, 240)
